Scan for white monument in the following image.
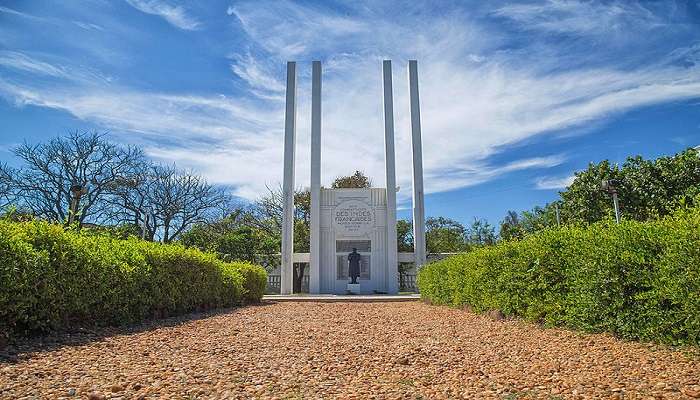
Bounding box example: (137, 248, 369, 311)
(280, 60, 426, 295)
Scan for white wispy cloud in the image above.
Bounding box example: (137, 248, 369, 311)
(493, 0, 664, 35)
(73, 21, 105, 31)
(428, 155, 567, 194)
(0, 77, 284, 198)
(229, 0, 369, 58)
(125, 0, 201, 30)
(0, 5, 40, 19)
(0, 81, 279, 142)
(1, 1, 699, 203)
(0, 51, 68, 78)
(535, 175, 576, 190)
(218, 1, 700, 200)
(0, 52, 113, 85)
(229, 53, 285, 94)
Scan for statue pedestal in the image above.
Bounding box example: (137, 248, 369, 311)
(346, 283, 361, 295)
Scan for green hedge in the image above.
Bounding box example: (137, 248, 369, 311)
(417, 207, 700, 346)
(0, 220, 267, 340)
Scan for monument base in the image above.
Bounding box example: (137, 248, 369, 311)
(346, 283, 361, 295)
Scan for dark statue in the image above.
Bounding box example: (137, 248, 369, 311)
(347, 248, 361, 284)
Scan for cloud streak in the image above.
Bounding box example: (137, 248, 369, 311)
(0, 6, 41, 20)
(0, 75, 284, 198)
(229, 53, 286, 94)
(125, 0, 201, 30)
(428, 155, 568, 194)
(0, 1, 699, 203)
(535, 175, 576, 190)
(0, 51, 68, 78)
(492, 0, 665, 36)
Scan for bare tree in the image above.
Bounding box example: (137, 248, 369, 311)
(245, 185, 310, 242)
(102, 163, 228, 242)
(101, 161, 156, 239)
(5, 131, 144, 226)
(246, 184, 319, 292)
(244, 185, 283, 236)
(147, 164, 225, 243)
(0, 163, 13, 209)
(212, 193, 245, 221)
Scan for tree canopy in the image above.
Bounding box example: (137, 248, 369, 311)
(331, 170, 372, 188)
(499, 147, 700, 239)
(0, 131, 228, 242)
(1, 131, 144, 225)
(397, 216, 494, 254)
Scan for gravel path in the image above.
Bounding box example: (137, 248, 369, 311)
(1, 302, 699, 399)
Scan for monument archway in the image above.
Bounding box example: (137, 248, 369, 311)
(279, 60, 426, 295)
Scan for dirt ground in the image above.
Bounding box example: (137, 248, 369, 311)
(1, 301, 699, 399)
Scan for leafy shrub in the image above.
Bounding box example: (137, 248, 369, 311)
(417, 207, 700, 346)
(0, 220, 266, 340)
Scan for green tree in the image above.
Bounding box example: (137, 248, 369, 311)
(293, 190, 310, 253)
(180, 211, 279, 264)
(467, 217, 496, 247)
(396, 219, 414, 252)
(426, 216, 469, 253)
(331, 170, 372, 188)
(521, 204, 560, 233)
(500, 148, 700, 241)
(560, 159, 620, 224)
(621, 149, 700, 219)
(560, 148, 700, 225)
(499, 210, 524, 241)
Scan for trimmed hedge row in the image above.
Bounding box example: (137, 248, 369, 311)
(0, 220, 267, 340)
(417, 207, 700, 346)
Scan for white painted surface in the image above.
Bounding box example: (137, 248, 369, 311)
(408, 60, 427, 268)
(285, 251, 447, 264)
(346, 283, 361, 294)
(398, 252, 416, 263)
(320, 188, 388, 294)
(332, 199, 375, 235)
(293, 253, 310, 263)
(309, 61, 322, 294)
(278, 59, 420, 295)
(264, 294, 420, 302)
(280, 61, 297, 295)
(382, 60, 399, 294)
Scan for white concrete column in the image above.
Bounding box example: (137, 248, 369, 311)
(408, 60, 426, 268)
(382, 60, 399, 294)
(309, 61, 322, 294)
(280, 61, 297, 295)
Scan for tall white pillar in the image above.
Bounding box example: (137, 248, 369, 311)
(382, 60, 399, 294)
(309, 61, 322, 294)
(408, 60, 426, 268)
(280, 61, 297, 295)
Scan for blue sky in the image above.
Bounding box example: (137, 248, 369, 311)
(1, 0, 699, 227)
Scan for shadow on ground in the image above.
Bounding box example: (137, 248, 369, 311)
(0, 301, 275, 363)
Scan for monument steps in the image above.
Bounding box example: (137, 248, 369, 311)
(263, 294, 420, 302)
